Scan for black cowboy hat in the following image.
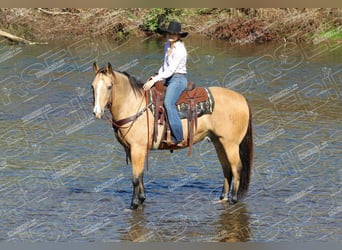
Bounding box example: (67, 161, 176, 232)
(156, 21, 188, 38)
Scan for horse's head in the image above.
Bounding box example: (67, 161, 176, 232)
(92, 62, 114, 119)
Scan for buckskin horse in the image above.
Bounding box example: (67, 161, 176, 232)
(91, 62, 253, 209)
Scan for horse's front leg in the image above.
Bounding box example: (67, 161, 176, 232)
(130, 146, 146, 209)
(138, 173, 146, 204)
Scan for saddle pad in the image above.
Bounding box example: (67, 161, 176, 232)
(176, 88, 214, 119)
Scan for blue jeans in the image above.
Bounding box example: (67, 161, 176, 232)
(164, 74, 187, 143)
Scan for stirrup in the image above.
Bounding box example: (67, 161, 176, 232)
(162, 140, 185, 147)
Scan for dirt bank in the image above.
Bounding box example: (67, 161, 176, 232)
(0, 8, 341, 44)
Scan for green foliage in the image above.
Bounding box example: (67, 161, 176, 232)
(318, 28, 342, 40)
(144, 8, 164, 31)
(143, 8, 184, 32)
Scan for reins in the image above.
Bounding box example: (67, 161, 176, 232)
(144, 90, 150, 170)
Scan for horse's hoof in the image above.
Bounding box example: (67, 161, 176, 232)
(130, 203, 139, 209)
(220, 192, 228, 201)
(229, 198, 238, 205)
(130, 199, 140, 209)
(139, 193, 146, 204)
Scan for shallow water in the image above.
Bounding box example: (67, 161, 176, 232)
(0, 36, 341, 241)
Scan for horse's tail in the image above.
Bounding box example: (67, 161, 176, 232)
(238, 102, 253, 200)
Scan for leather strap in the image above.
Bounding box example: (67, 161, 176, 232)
(106, 103, 152, 129)
(113, 104, 152, 128)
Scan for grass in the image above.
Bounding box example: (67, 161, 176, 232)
(318, 27, 342, 40)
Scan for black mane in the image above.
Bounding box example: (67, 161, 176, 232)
(119, 71, 144, 96)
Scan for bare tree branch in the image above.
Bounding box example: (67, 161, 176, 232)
(0, 29, 47, 45)
(37, 8, 80, 16)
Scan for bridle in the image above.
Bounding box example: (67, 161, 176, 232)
(95, 71, 150, 129)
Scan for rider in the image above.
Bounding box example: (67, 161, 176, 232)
(143, 21, 188, 146)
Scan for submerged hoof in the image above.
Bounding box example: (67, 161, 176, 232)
(220, 193, 228, 201)
(130, 203, 139, 209)
(139, 193, 146, 204)
(229, 198, 238, 205)
(130, 199, 140, 209)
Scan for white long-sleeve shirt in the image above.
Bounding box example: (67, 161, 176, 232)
(152, 40, 187, 83)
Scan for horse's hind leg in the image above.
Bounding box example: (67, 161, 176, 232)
(227, 145, 242, 204)
(213, 137, 243, 204)
(212, 138, 232, 201)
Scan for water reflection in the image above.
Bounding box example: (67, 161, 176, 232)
(123, 210, 153, 242)
(120, 201, 251, 242)
(214, 203, 251, 242)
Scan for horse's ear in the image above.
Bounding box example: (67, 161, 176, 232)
(106, 62, 113, 74)
(93, 62, 99, 74)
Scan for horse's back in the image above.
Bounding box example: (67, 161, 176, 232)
(209, 86, 248, 106)
(208, 86, 250, 142)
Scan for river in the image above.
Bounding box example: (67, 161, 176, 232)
(0, 36, 341, 241)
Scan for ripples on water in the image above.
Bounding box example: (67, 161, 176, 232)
(0, 37, 341, 241)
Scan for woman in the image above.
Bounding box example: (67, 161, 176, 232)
(143, 21, 188, 146)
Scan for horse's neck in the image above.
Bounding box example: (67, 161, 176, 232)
(110, 72, 144, 121)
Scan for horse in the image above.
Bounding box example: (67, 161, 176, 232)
(91, 62, 253, 209)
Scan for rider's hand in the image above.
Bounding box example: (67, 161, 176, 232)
(143, 78, 155, 91)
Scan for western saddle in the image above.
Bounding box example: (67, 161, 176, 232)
(150, 81, 214, 155)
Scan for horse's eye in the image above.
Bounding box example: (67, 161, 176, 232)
(107, 85, 112, 90)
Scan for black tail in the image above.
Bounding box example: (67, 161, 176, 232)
(237, 103, 253, 200)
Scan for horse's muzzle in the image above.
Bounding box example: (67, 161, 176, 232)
(93, 106, 103, 119)
(94, 112, 102, 119)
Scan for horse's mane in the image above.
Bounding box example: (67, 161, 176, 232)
(97, 67, 144, 97)
(118, 71, 144, 96)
